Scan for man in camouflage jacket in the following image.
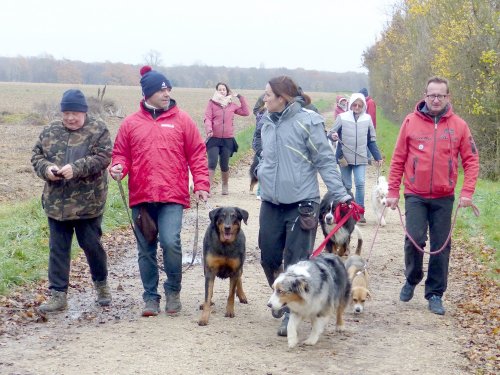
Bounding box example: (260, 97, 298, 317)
(31, 89, 113, 313)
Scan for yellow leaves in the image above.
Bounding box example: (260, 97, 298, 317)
(406, 0, 431, 16)
(479, 49, 498, 67)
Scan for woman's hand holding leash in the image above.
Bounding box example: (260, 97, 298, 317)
(195, 190, 210, 202)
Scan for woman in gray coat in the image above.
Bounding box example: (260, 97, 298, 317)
(256, 76, 351, 337)
(329, 93, 383, 223)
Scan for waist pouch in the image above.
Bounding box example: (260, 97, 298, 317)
(135, 204, 158, 244)
(298, 202, 319, 231)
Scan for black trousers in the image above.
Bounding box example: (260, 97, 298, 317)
(404, 194, 454, 299)
(48, 216, 108, 292)
(259, 200, 319, 287)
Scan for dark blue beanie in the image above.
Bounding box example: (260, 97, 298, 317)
(359, 88, 369, 98)
(140, 66, 172, 99)
(60, 89, 88, 112)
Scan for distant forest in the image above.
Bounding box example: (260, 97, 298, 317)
(0, 55, 367, 92)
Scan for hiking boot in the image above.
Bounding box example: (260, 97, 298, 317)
(358, 214, 367, 224)
(93, 280, 112, 306)
(38, 290, 67, 313)
(221, 171, 229, 195)
(399, 281, 416, 302)
(165, 291, 182, 315)
(142, 299, 160, 317)
(428, 295, 446, 315)
(277, 312, 290, 337)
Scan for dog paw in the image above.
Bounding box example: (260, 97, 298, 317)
(225, 310, 235, 318)
(198, 318, 209, 326)
(238, 296, 248, 304)
(288, 339, 299, 349)
(335, 324, 345, 333)
(303, 338, 318, 346)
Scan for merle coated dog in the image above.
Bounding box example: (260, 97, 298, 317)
(319, 191, 363, 257)
(198, 207, 249, 326)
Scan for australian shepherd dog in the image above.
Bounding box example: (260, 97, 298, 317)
(267, 254, 351, 348)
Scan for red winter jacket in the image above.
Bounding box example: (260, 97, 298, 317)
(365, 96, 377, 128)
(112, 101, 209, 208)
(388, 101, 479, 200)
(204, 95, 250, 138)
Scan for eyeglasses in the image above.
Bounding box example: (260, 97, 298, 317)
(426, 94, 448, 101)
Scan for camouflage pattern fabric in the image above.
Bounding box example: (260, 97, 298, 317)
(31, 116, 112, 221)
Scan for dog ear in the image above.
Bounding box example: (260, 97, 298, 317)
(235, 208, 249, 225)
(366, 289, 372, 300)
(291, 277, 309, 294)
(209, 208, 222, 225)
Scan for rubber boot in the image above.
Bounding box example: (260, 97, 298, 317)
(208, 169, 215, 193)
(165, 291, 182, 315)
(38, 290, 67, 313)
(221, 171, 229, 195)
(94, 280, 112, 306)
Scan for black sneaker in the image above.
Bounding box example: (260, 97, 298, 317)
(277, 312, 290, 337)
(428, 295, 445, 315)
(358, 214, 367, 224)
(399, 282, 416, 302)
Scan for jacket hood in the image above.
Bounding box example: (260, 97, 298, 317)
(348, 93, 367, 112)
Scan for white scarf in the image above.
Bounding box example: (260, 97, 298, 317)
(211, 91, 232, 107)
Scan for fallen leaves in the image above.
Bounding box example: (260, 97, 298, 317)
(449, 238, 499, 374)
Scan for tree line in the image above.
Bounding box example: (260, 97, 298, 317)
(0, 55, 367, 93)
(363, 0, 499, 180)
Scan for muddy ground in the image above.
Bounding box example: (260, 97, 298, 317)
(0, 163, 475, 375)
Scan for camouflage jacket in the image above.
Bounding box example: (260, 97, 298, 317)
(31, 116, 112, 221)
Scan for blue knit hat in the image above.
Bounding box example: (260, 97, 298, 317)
(60, 89, 88, 113)
(140, 66, 172, 99)
(359, 88, 369, 98)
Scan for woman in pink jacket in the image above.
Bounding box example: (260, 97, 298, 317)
(204, 82, 250, 194)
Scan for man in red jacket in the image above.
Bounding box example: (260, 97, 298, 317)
(110, 66, 210, 317)
(386, 76, 479, 315)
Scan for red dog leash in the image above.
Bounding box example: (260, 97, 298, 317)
(311, 202, 364, 258)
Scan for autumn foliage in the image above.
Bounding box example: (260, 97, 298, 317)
(363, 0, 499, 180)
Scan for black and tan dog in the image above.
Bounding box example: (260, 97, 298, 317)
(319, 191, 363, 257)
(198, 207, 249, 326)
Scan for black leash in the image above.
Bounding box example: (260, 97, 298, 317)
(117, 179, 143, 245)
(183, 201, 199, 272)
(118, 179, 199, 273)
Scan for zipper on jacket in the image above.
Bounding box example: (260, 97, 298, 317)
(429, 118, 438, 195)
(354, 117, 358, 164)
(60, 130, 71, 220)
(222, 108, 225, 137)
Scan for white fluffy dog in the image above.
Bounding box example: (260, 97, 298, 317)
(371, 176, 389, 226)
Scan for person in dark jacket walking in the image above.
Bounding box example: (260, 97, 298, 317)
(386, 76, 479, 315)
(110, 66, 210, 317)
(32, 89, 113, 313)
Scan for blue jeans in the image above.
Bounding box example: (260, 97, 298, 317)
(340, 164, 367, 207)
(132, 203, 183, 302)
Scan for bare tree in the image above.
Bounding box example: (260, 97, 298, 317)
(143, 50, 163, 69)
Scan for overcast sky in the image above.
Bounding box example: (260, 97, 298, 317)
(2, 0, 396, 73)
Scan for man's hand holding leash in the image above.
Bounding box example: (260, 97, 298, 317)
(386, 197, 399, 210)
(195, 190, 210, 202)
(109, 164, 123, 181)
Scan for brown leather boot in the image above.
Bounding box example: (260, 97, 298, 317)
(221, 171, 229, 195)
(208, 169, 215, 192)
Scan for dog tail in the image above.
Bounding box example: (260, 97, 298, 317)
(249, 157, 259, 192)
(354, 225, 363, 255)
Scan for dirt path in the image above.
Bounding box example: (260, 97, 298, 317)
(0, 159, 469, 375)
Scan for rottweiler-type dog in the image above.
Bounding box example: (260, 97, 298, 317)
(198, 207, 249, 326)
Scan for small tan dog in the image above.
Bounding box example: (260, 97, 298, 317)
(344, 255, 371, 313)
